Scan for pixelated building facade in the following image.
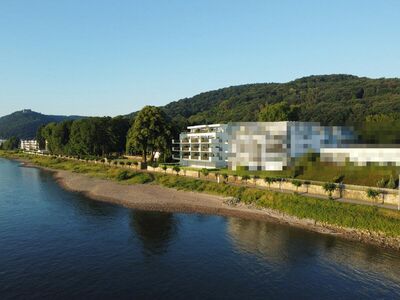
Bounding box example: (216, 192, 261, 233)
(172, 121, 400, 170)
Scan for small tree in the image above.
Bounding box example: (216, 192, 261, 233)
(366, 188, 380, 205)
(241, 174, 250, 184)
(221, 173, 228, 183)
(376, 178, 386, 189)
(253, 175, 260, 185)
(173, 165, 180, 175)
(201, 168, 209, 178)
(133, 161, 139, 170)
(277, 178, 284, 190)
(291, 180, 302, 193)
(161, 165, 168, 174)
(387, 175, 396, 189)
(264, 176, 276, 189)
(376, 177, 387, 202)
(303, 180, 311, 193)
(323, 182, 337, 200)
(126, 161, 132, 167)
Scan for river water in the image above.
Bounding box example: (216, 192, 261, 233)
(0, 158, 399, 299)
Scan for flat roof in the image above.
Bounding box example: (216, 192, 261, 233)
(187, 124, 225, 129)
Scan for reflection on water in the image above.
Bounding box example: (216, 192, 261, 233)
(227, 218, 400, 285)
(129, 210, 178, 255)
(0, 158, 400, 299)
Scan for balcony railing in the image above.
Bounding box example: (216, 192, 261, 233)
(200, 137, 210, 143)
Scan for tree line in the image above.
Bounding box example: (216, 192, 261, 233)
(35, 106, 175, 163)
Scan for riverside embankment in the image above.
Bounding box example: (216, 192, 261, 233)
(2, 151, 400, 250)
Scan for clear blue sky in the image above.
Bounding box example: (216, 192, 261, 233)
(1, 0, 399, 117)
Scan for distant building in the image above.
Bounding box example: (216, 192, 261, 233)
(320, 146, 400, 166)
(173, 122, 353, 170)
(20, 140, 39, 151)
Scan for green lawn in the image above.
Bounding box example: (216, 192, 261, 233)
(191, 162, 400, 187)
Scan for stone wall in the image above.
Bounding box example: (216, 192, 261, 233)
(29, 152, 400, 207)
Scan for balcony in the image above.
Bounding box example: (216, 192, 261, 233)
(200, 137, 210, 143)
(201, 154, 210, 161)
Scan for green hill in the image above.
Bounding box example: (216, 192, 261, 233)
(160, 74, 400, 126)
(0, 109, 83, 139)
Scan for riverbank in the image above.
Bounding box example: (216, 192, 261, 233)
(2, 151, 400, 250)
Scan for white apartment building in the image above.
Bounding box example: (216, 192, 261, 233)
(172, 124, 229, 168)
(20, 140, 40, 151)
(173, 122, 353, 170)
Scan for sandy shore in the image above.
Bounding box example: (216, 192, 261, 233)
(15, 159, 400, 251)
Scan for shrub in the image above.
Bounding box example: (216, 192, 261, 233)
(221, 173, 228, 182)
(264, 176, 276, 188)
(252, 175, 260, 184)
(366, 188, 380, 203)
(173, 165, 181, 175)
(119, 161, 125, 166)
(291, 180, 302, 193)
(127, 172, 154, 184)
(387, 175, 396, 189)
(116, 170, 131, 181)
(376, 178, 386, 188)
(241, 174, 250, 183)
(133, 161, 139, 169)
(150, 161, 159, 168)
(201, 168, 209, 177)
(161, 165, 168, 173)
(323, 182, 337, 199)
(126, 162, 132, 166)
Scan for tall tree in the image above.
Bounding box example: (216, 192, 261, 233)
(258, 101, 300, 122)
(1, 136, 20, 150)
(126, 106, 171, 163)
(36, 125, 46, 149)
(109, 116, 130, 154)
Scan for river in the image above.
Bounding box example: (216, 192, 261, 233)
(0, 158, 399, 299)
